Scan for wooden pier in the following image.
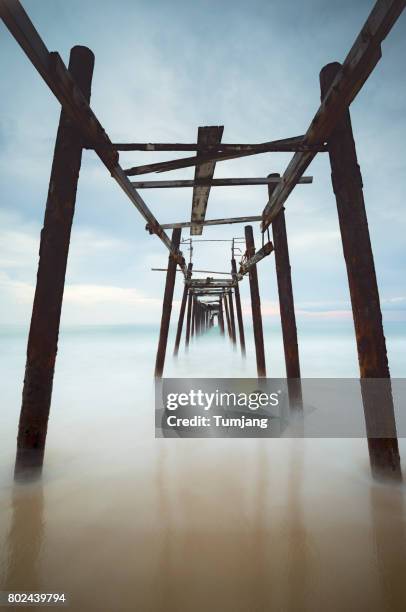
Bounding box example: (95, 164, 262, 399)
(0, 0, 404, 479)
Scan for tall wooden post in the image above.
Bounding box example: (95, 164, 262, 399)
(223, 292, 232, 339)
(320, 62, 401, 478)
(191, 296, 196, 338)
(231, 259, 246, 355)
(185, 290, 193, 348)
(174, 263, 192, 355)
(245, 225, 266, 377)
(15, 46, 95, 476)
(228, 291, 237, 345)
(154, 228, 181, 378)
(219, 298, 225, 335)
(269, 175, 302, 408)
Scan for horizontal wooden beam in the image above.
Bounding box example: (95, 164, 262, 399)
(133, 176, 312, 189)
(115, 135, 326, 153)
(0, 0, 185, 269)
(123, 136, 327, 176)
(261, 0, 406, 230)
(152, 216, 262, 231)
(152, 268, 231, 275)
(188, 278, 235, 288)
(238, 241, 274, 277)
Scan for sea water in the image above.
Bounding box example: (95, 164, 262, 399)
(0, 321, 405, 611)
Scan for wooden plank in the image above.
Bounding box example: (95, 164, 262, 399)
(191, 126, 224, 235)
(238, 241, 274, 277)
(188, 278, 235, 288)
(151, 268, 231, 275)
(0, 0, 180, 262)
(114, 136, 326, 153)
(123, 136, 327, 175)
(261, 0, 406, 230)
(132, 176, 312, 188)
(159, 216, 262, 230)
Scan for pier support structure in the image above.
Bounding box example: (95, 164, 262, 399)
(320, 62, 401, 479)
(15, 46, 95, 476)
(269, 175, 302, 408)
(174, 263, 192, 355)
(228, 291, 237, 345)
(231, 258, 246, 355)
(155, 228, 182, 378)
(245, 225, 266, 377)
(185, 290, 193, 348)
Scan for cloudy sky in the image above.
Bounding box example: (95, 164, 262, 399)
(0, 0, 405, 327)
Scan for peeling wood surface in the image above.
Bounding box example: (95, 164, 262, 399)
(191, 126, 224, 235)
(132, 176, 312, 188)
(122, 136, 327, 175)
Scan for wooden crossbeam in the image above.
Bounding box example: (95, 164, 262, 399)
(157, 215, 262, 230)
(113, 137, 320, 152)
(123, 136, 327, 175)
(151, 268, 231, 275)
(191, 126, 224, 235)
(132, 176, 312, 189)
(261, 0, 406, 230)
(238, 241, 274, 278)
(188, 278, 235, 288)
(0, 0, 184, 268)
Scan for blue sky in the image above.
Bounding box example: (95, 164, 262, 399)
(0, 0, 405, 327)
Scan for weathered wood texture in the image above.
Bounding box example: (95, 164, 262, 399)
(123, 135, 326, 175)
(228, 291, 237, 345)
(160, 216, 262, 230)
(191, 126, 224, 235)
(269, 175, 302, 409)
(231, 259, 246, 355)
(174, 263, 192, 355)
(154, 229, 181, 378)
(223, 293, 232, 339)
(218, 298, 225, 335)
(238, 241, 274, 277)
(245, 226, 266, 377)
(132, 176, 312, 189)
(15, 47, 94, 475)
(262, 0, 406, 229)
(269, 177, 301, 379)
(321, 62, 400, 478)
(185, 289, 193, 348)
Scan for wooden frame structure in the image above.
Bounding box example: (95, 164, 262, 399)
(1, 0, 404, 478)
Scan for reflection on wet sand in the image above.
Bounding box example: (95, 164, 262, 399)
(4, 483, 44, 593)
(370, 483, 406, 612)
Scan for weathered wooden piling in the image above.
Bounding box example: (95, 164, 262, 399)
(320, 62, 401, 479)
(192, 296, 196, 338)
(227, 291, 237, 345)
(15, 46, 95, 476)
(269, 175, 302, 408)
(231, 258, 246, 355)
(245, 225, 266, 377)
(185, 290, 193, 348)
(174, 262, 192, 355)
(223, 292, 232, 339)
(154, 228, 182, 378)
(219, 298, 225, 335)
